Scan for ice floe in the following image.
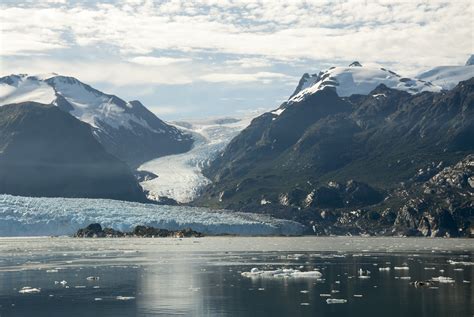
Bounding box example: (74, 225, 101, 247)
(241, 268, 322, 279)
(431, 276, 455, 284)
(326, 299, 347, 304)
(18, 287, 41, 294)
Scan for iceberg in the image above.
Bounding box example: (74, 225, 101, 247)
(0, 194, 305, 236)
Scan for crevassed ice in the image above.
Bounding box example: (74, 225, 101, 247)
(139, 114, 260, 203)
(0, 194, 305, 236)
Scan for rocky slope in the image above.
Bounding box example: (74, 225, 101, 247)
(0, 74, 192, 166)
(0, 102, 146, 201)
(196, 65, 474, 237)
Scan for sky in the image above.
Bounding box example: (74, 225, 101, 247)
(0, 0, 472, 120)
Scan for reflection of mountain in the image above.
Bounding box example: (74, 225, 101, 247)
(0, 74, 193, 166)
(138, 114, 260, 203)
(0, 102, 146, 201)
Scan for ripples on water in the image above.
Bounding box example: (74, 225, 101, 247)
(0, 237, 472, 316)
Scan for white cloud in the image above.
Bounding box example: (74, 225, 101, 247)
(200, 72, 292, 83)
(0, 0, 472, 77)
(0, 58, 194, 86)
(128, 56, 192, 66)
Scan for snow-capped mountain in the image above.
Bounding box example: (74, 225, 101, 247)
(289, 61, 442, 103)
(0, 74, 193, 166)
(416, 55, 474, 90)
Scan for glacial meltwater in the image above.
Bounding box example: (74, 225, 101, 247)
(0, 237, 472, 317)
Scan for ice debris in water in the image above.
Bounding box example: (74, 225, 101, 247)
(46, 269, 58, 273)
(326, 299, 347, 304)
(431, 276, 455, 284)
(353, 294, 363, 298)
(116, 296, 135, 301)
(394, 266, 409, 270)
(18, 287, 41, 294)
(379, 267, 391, 271)
(358, 268, 371, 279)
(241, 268, 322, 279)
(448, 260, 474, 266)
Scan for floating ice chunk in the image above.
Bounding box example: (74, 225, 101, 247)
(462, 280, 470, 283)
(300, 290, 309, 294)
(75, 286, 86, 288)
(394, 266, 409, 270)
(241, 268, 322, 279)
(399, 276, 411, 280)
(331, 290, 340, 293)
(453, 268, 464, 271)
(300, 302, 310, 306)
(94, 298, 102, 301)
(60, 280, 67, 286)
(18, 287, 40, 294)
(353, 294, 363, 298)
(379, 267, 391, 271)
(358, 268, 371, 279)
(448, 260, 474, 266)
(46, 269, 58, 273)
(424, 267, 436, 270)
(326, 299, 347, 304)
(116, 296, 135, 301)
(320, 294, 331, 297)
(431, 276, 455, 284)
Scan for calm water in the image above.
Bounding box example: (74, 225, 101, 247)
(0, 237, 472, 317)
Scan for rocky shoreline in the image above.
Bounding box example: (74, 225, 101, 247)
(74, 223, 204, 238)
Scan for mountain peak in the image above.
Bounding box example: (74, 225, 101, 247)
(465, 54, 474, 66)
(349, 61, 362, 67)
(289, 64, 441, 103)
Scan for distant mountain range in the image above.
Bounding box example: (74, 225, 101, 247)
(0, 74, 193, 166)
(0, 57, 472, 235)
(196, 58, 474, 237)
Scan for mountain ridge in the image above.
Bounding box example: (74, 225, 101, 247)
(0, 74, 193, 166)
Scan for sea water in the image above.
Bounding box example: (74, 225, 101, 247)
(0, 237, 472, 316)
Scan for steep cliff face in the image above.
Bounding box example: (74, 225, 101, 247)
(0, 102, 146, 201)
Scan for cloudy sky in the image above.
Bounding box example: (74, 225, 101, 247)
(0, 0, 472, 119)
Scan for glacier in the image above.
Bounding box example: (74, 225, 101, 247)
(0, 194, 305, 236)
(138, 113, 261, 203)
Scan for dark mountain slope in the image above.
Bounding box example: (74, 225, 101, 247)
(196, 78, 474, 236)
(0, 102, 146, 201)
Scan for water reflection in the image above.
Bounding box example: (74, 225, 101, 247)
(0, 238, 472, 317)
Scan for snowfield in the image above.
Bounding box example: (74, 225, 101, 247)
(289, 62, 442, 103)
(416, 65, 474, 90)
(138, 114, 261, 203)
(0, 194, 305, 236)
